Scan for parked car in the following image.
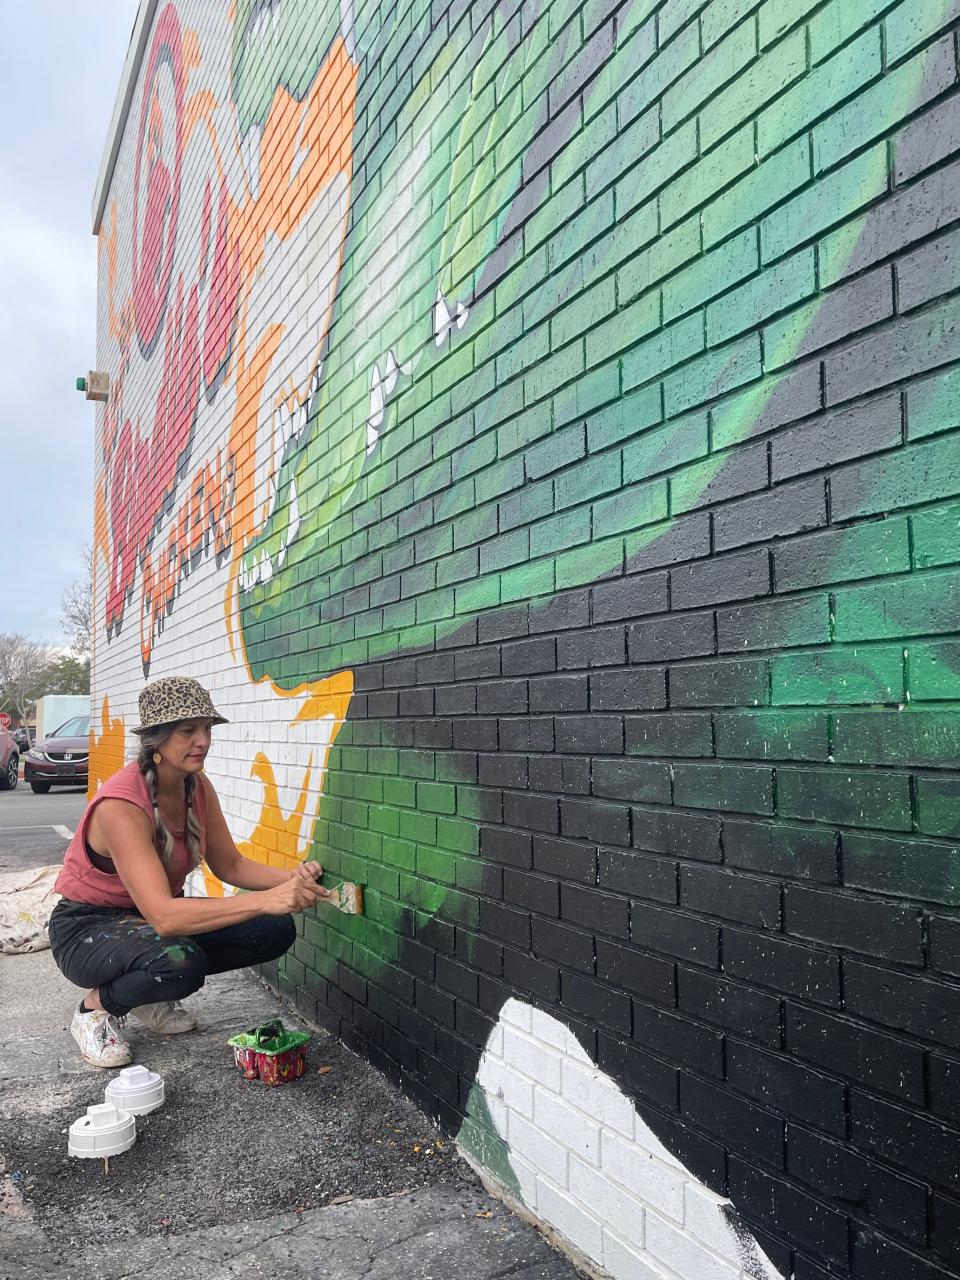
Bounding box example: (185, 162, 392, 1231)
(12, 727, 33, 752)
(24, 714, 90, 793)
(0, 727, 18, 791)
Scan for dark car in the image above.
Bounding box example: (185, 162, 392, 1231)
(24, 714, 90, 793)
(0, 727, 18, 791)
(12, 727, 33, 752)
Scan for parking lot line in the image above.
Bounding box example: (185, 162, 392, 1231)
(0, 825, 74, 836)
(53, 825, 74, 840)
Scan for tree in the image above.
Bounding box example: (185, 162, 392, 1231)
(0, 634, 54, 723)
(60, 545, 93, 657)
(40, 652, 90, 696)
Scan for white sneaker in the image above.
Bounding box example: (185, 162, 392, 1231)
(70, 1004, 132, 1068)
(131, 1000, 197, 1034)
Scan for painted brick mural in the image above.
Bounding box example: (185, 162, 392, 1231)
(92, 1, 960, 1277)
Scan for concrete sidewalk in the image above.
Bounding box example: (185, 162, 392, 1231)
(0, 948, 584, 1280)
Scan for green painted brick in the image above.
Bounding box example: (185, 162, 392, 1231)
(774, 519, 911, 593)
(622, 412, 710, 484)
(618, 214, 700, 305)
(778, 766, 913, 830)
(813, 36, 955, 174)
(663, 332, 762, 416)
(909, 641, 960, 700)
(760, 143, 888, 263)
(662, 226, 758, 324)
(758, 28, 882, 157)
(809, 0, 893, 64)
(917, 777, 960, 838)
(834, 568, 960, 641)
(622, 312, 704, 392)
(759, 0, 822, 47)
(593, 477, 668, 536)
(913, 501, 960, 569)
(885, 0, 958, 62)
(530, 507, 593, 558)
(706, 246, 816, 345)
(702, 0, 759, 49)
(772, 646, 904, 706)
(907, 364, 960, 442)
(714, 709, 830, 760)
(672, 762, 775, 814)
(662, 18, 757, 132)
(831, 709, 960, 766)
(703, 136, 811, 249)
(556, 534, 624, 589)
(554, 277, 617, 353)
(587, 291, 661, 367)
(615, 119, 698, 216)
(501, 557, 555, 603)
(832, 435, 960, 522)
(556, 360, 619, 426)
(555, 452, 622, 510)
(701, 27, 807, 151)
(661, 125, 755, 230)
(587, 383, 663, 452)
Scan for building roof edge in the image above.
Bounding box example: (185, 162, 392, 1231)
(91, 0, 160, 234)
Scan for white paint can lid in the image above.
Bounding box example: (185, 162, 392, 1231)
(68, 1102, 137, 1158)
(104, 1064, 165, 1115)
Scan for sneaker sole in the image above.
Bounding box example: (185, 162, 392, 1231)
(78, 1051, 133, 1068)
(135, 1022, 197, 1034)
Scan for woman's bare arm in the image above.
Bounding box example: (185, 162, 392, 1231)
(87, 799, 327, 936)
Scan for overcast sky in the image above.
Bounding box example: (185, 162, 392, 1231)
(0, 2, 139, 646)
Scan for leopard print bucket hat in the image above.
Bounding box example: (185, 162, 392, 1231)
(133, 676, 229, 734)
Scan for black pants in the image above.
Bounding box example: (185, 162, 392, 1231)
(48, 899, 296, 1017)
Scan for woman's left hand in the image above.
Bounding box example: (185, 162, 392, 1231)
(291, 861, 323, 883)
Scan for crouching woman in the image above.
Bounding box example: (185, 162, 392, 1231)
(48, 676, 329, 1067)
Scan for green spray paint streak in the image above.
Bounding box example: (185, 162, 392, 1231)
(237, 3, 960, 981)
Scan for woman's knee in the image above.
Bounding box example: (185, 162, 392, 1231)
(255, 914, 297, 962)
(146, 937, 208, 996)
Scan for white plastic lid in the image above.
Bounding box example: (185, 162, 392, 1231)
(104, 1064, 165, 1115)
(68, 1102, 137, 1158)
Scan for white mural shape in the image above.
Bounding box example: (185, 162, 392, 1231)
(466, 999, 782, 1280)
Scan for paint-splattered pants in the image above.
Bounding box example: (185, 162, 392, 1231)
(48, 899, 297, 1017)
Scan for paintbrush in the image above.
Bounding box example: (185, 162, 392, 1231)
(325, 881, 364, 914)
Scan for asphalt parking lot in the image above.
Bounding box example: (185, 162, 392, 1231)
(0, 785, 86, 873)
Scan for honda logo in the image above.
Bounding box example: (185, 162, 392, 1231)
(63, 754, 73, 761)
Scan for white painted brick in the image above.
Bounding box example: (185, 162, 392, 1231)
(531, 1005, 576, 1051)
(536, 1176, 605, 1261)
(503, 1025, 563, 1090)
(561, 1059, 636, 1136)
(683, 1183, 737, 1255)
(602, 1230, 673, 1280)
(482, 1059, 535, 1119)
(601, 1130, 686, 1222)
(632, 1115, 689, 1172)
(533, 1087, 601, 1165)
(483, 1089, 508, 1133)
(500, 997, 533, 1032)
(508, 1112, 570, 1187)
(569, 1156, 646, 1253)
(647, 1212, 741, 1280)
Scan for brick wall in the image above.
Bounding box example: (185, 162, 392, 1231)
(94, 1, 960, 1277)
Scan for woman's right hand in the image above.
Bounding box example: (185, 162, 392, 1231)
(260, 876, 331, 915)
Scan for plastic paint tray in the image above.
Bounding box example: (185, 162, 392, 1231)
(228, 1020, 310, 1086)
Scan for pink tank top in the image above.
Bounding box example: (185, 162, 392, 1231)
(54, 761, 207, 909)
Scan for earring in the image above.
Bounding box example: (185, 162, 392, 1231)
(152, 751, 162, 765)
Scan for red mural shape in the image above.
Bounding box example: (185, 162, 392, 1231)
(106, 3, 242, 638)
(131, 3, 184, 355)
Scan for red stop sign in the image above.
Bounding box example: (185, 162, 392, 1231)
(0, 713, 11, 729)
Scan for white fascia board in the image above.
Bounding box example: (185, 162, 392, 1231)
(91, 0, 160, 234)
